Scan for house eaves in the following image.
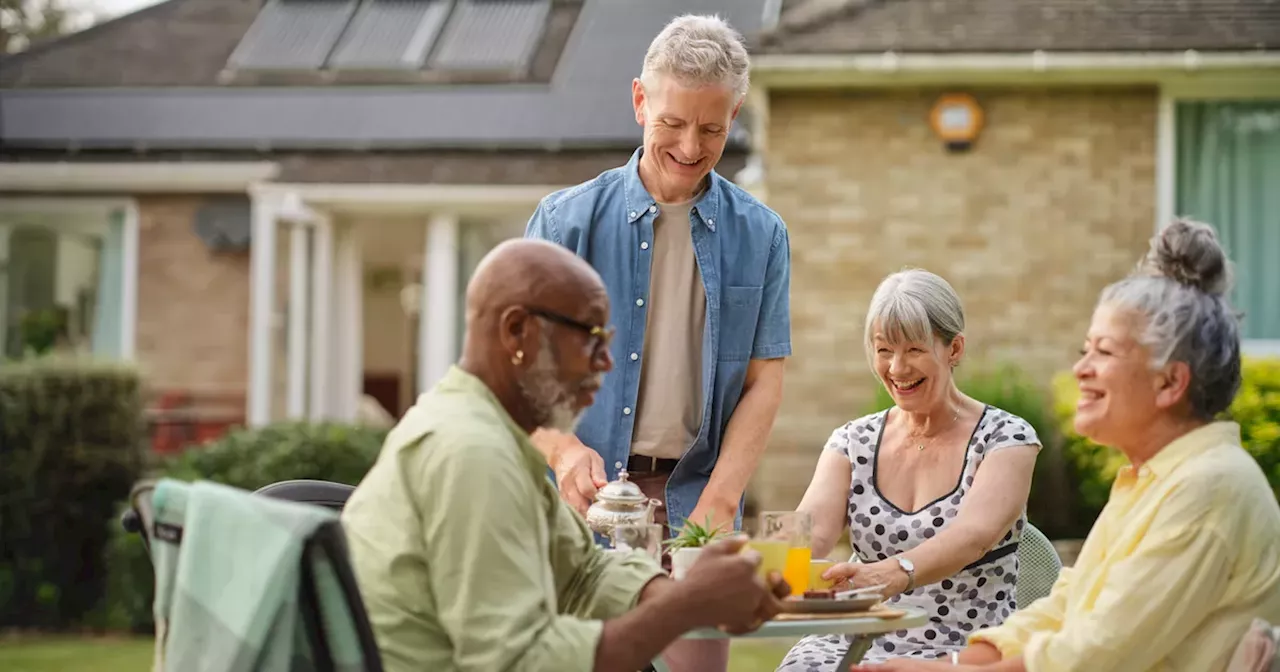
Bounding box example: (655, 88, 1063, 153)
(752, 50, 1280, 90)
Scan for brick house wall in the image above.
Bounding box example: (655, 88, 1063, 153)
(752, 87, 1158, 511)
(135, 195, 250, 405)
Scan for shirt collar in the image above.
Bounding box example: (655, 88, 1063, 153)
(1134, 421, 1241, 479)
(622, 147, 723, 232)
(434, 365, 527, 439)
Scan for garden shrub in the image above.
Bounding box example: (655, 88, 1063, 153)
(0, 357, 145, 630)
(1055, 356, 1280, 524)
(103, 421, 388, 632)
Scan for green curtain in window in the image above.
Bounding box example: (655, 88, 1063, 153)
(91, 209, 125, 358)
(1176, 100, 1280, 342)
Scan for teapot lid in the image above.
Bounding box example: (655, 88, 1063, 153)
(597, 470, 647, 504)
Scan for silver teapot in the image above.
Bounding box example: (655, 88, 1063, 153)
(584, 470, 662, 537)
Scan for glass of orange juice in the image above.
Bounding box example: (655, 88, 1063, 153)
(758, 511, 813, 596)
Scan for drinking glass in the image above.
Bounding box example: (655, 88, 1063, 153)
(611, 523, 664, 563)
(810, 558, 837, 591)
(754, 511, 812, 595)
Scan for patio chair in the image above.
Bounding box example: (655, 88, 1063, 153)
(254, 479, 356, 510)
(1016, 523, 1062, 607)
(126, 478, 383, 672)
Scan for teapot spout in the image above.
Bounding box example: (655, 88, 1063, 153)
(645, 498, 663, 522)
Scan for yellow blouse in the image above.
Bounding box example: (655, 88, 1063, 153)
(971, 422, 1280, 671)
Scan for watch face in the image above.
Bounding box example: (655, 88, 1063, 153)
(899, 557, 915, 572)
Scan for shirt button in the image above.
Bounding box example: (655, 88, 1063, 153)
(636, 298, 644, 307)
(623, 407, 632, 415)
(630, 352, 639, 361)
(707, 218, 715, 226)
(614, 461, 623, 470)
(628, 211, 637, 218)
(648, 205, 657, 214)
(640, 241, 649, 250)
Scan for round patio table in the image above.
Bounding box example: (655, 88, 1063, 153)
(648, 606, 929, 672)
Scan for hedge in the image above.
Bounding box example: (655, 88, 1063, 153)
(101, 421, 388, 632)
(0, 357, 145, 630)
(1054, 357, 1280, 522)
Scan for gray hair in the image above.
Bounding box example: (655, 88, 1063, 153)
(640, 14, 750, 99)
(1099, 218, 1242, 420)
(864, 269, 966, 369)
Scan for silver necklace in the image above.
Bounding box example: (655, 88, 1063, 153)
(908, 408, 961, 451)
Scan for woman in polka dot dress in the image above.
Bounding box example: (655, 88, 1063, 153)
(777, 269, 1041, 670)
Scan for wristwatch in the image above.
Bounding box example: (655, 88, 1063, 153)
(895, 556, 916, 592)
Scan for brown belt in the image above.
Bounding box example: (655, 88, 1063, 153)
(627, 454, 679, 474)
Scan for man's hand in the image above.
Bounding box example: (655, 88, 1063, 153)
(531, 429, 606, 515)
(680, 537, 787, 633)
(687, 493, 740, 538)
(720, 570, 790, 635)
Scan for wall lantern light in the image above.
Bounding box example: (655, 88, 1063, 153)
(929, 93, 984, 153)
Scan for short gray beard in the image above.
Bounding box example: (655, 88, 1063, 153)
(517, 331, 584, 434)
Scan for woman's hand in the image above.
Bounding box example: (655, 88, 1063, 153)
(824, 559, 911, 598)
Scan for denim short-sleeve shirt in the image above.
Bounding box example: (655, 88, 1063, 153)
(524, 148, 792, 530)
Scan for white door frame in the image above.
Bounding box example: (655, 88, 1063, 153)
(245, 183, 563, 426)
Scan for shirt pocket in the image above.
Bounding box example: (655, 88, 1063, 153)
(720, 285, 763, 361)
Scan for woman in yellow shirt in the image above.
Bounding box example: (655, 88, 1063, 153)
(854, 219, 1280, 672)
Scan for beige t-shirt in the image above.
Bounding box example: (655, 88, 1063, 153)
(630, 198, 706, 460)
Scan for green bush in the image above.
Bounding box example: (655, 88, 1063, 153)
(0, 357, 145, 630)
(103, 421, 388, 632)
(1055, 356, 1280, 524)
(864, 361, 1091, 539)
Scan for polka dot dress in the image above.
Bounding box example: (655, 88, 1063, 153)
(776, 405, 1041, 669)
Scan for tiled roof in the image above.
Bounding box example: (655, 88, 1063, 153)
(754, 0, 1280, 54)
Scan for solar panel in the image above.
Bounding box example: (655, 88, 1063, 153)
(328, 0, 453, 70)
(430, 0, 551, 72)
(227, 0, 359, 70)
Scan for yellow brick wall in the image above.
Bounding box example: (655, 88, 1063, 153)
(753, 87, 1158, 511)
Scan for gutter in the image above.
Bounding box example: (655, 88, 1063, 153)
(752, 49, 1280, 74)
(0, 161, 280, 193)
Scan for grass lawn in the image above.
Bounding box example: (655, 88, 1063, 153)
(0, 635, 793, 671)
(0, 635, 153, 672)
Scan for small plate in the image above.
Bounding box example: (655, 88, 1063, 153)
(779, 595, 881, 614)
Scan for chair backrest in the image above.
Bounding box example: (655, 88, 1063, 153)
(254, 479, 356, 510)
(125, 478, 382, 672)
(1017, 522, 1062, 607)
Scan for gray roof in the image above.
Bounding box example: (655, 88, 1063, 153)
(754, 0, 1280, 55)
(0, 0, 765, 150)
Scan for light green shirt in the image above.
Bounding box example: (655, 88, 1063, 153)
(341, 366, 665, 672)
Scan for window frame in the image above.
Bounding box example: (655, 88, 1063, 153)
(0, 198, 139, 360)
(1159, 80, 1280, 356)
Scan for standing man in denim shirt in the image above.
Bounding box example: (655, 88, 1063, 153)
(525, 15, 790, 553)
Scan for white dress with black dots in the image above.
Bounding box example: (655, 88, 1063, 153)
(776, 405, 1041, 669)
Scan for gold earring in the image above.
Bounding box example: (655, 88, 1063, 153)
(511, 350, 524, 366)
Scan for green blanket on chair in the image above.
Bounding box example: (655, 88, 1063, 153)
(147, 478, 362, 672)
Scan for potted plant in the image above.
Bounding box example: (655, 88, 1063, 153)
(663, 516, 728, 579)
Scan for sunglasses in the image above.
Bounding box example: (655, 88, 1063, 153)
(527, 307, 615, 352)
